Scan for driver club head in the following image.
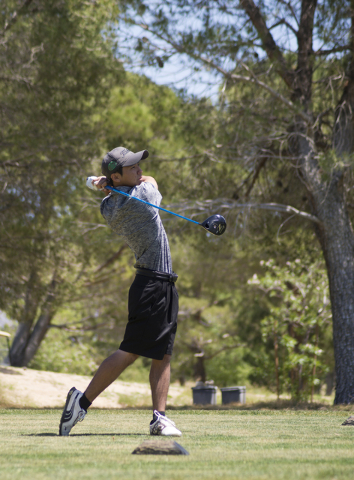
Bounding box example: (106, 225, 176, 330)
(200, 215, 227, 236)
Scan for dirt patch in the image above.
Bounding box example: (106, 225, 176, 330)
(0, 366, 186, 409)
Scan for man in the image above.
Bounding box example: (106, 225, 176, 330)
(59, 146, 181, 437)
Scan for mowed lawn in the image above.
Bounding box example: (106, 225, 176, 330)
(0, 409, 354, 480)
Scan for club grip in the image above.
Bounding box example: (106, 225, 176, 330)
(86, 176, 99, 190)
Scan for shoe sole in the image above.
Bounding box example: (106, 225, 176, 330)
(59, 387, 76, 436)
(150, 430, 182, 437)
(150, 423, 182, 436)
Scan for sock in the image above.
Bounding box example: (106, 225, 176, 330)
(79, 393, 92, 412)
(151, 410, 165, 424)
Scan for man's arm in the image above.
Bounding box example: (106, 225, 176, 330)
(140, 175, 158, 190)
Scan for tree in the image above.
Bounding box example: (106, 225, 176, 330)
(248, 258, 332, 401)
(0, 0, 122, 366)
(118, 0, 354, 403)
(168, 236, 246, 386)
(0, 5, 204, 369)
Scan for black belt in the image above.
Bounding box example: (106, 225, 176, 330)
(135, 268, 178, 283)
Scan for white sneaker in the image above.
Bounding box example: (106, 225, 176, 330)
(59, 387, 86, 436)
(150, 410, 182, 436)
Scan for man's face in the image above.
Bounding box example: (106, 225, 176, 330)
(112, 162, 142, 187)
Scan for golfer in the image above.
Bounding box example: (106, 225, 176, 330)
(59, 146, 181, 436)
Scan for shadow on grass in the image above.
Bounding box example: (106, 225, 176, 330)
(24, 433, 147, 437)
(167, 400, 349, 411)
(100, 400, 352, 411)
(161, 400, 354, 412)
(3, 401, 354, 412)
(0, 367, 22, 375)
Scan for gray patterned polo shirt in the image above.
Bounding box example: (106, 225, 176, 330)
(100, 181, 172, 273)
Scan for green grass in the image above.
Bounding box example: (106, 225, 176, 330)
(1, 409, 354, 479)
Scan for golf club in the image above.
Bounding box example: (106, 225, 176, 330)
(87, 177, 226, 236)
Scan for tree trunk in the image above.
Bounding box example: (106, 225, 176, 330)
(322, 1, 354, 403)
(10, 275, 57, 367)
(312, 180, 354, 403)
(10, 321, 33, 366)
(295, 116, 354, 404)
(10, 269, 40, 366)
(194, 356, 206, 383)
(21, 310, 55, 367)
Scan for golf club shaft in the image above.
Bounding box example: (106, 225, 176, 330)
(106, 185, 200, 225)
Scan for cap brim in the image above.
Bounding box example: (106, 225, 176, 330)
(122, 150, 149, 166)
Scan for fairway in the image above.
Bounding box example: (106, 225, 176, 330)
(0, 409, 354, 480)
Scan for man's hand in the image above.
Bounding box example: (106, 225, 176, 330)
(140, 175, 158, 190)
(93, 176, 111, 194)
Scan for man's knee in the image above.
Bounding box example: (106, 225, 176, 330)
(151, 354, 171, 368)
(111, 349, 139, 366)
(124, 351, 140, 364)
(162, 354, 172, 364)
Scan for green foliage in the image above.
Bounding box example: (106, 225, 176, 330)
(247, 258, 332, 401)
(316, 150, 352, 181)
(0, 0, 125, 365)
(28, 327, 99, 376)
(102, 74, 183, 153)
(167, 236, 249, 386)
(205, 348, 251, 388)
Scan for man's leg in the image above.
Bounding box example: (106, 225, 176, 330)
(149, 354, 181, 436)
(60, 349, 138, 436)
(149, 354, 171, 411)
(85, 349, 139, 402)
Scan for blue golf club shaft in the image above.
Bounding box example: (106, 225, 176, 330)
(106, 185, 200, 225)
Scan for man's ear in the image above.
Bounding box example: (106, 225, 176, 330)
(111, 172, 121, 184)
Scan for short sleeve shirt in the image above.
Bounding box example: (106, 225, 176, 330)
(100, 182, 172, 273)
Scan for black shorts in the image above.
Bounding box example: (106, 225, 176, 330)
(119, 274, 179, 360)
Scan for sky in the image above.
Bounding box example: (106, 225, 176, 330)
(118, 24, 296, 103)
(126, 57, 222, 101)
(0, 311, 13, 329)
(117, 15, 226, 102)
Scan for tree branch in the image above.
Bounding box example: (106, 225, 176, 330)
(239, 0, 295, 88)
(314, 46, 351, 56)
(166, 197, 321, 225)
(94, 245, 128, 273)
(245, 156, 268, 198)
(227, 201, 321, 225)
(199, 56, 311, 123)
(130, 18, 311, 124)
(270, 19, 298, 38)
(277, 0, 300, 26)
(1, 0, 34, 36)
(205, 343, 246, 361)
(0, 76, 33, 86)
(49, 319, 108, 332)
(238, 62, 311, 124)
